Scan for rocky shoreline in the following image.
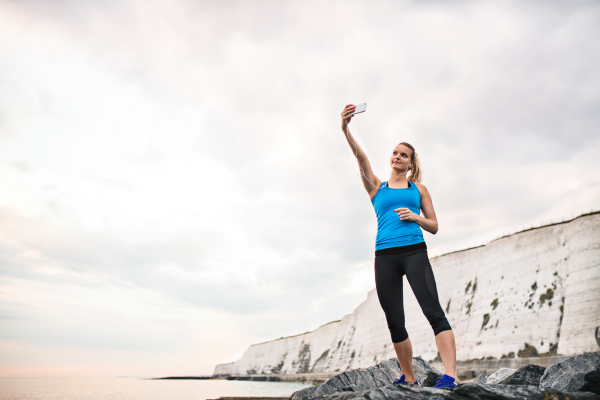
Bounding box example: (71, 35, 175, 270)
(289, 352, 600, 400)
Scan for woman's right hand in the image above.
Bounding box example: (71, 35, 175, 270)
(341, 104, 356, 128)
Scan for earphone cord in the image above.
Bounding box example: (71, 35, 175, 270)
(344, 126, 410, 189)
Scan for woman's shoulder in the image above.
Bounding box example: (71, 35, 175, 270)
(413, 182, 430, 196)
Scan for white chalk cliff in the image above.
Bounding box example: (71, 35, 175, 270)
(214, 213, 600, 375)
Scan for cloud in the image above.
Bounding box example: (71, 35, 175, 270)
(0, 0, 599, 376)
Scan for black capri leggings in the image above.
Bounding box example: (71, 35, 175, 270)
(374, 246, 451, 343)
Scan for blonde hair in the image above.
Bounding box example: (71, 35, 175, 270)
(398, 142, 422, 183)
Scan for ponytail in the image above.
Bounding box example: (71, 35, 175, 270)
(399, 142, 422, 183)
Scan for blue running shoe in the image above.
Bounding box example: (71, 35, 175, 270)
(433, 374, 456, 389)
(392, 374, 419, 386)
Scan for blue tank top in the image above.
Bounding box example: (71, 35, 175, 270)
(371, 181, 424, 250)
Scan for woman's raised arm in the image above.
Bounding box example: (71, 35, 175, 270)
(341, 104, 381, 199)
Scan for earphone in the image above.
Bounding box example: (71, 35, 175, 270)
(385, 163, 411, 188)
(344, 126, 411, 189)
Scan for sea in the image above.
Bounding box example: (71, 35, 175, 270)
(0, 377, 312, 400)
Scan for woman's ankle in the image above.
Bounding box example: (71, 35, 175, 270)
(443, 372, 458, 383)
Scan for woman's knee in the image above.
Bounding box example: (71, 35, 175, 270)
(426, 312, 451, 334)
(390, 326, 409, 343)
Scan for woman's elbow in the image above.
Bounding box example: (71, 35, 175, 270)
(431, 223, 438, 235)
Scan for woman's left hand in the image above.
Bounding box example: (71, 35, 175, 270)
(393, 207, 418, 222)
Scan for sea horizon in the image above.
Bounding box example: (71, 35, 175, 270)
(0, 377, 311, 400)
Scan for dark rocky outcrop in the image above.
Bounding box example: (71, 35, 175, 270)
(495, 364, 546, 386)
(290, 353, 600, 400)
(291, 357, 441, 400)
(291, 356, 600, 400)
(596, 327, 600, 349)
(486, 368, 516, 384)
(540, 352, 600, 395)
(298, 384, 599, 400)
(471, 365, 545, 386)
(473, 373, 488, 384)
(411, 357, 443, 387)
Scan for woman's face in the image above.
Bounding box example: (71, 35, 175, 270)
(390, 144, 412, 172)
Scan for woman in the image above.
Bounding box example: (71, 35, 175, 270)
(340, 104, 458, 389)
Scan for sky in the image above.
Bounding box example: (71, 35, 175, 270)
(1, 0, 599, 377)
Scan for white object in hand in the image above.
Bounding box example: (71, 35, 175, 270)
(349, 103, 366, 116)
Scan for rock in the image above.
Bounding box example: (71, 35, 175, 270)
(473, 373, 488, 384)
(411, 357, 443, 387)
(303, 384, 600, 400)
(292, 358, 600, 400)
(540, 352, 600, 395)
(495, 364, 546, 386)
(487, 368, 517, 384)
(291, 357, 441, 400)
(596, 327, 600, 349)
(473, 366, 545, 386)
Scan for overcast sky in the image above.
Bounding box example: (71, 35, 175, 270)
(1, 0, 599, 377)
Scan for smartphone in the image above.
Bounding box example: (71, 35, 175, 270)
(349, 103, 367, 116)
